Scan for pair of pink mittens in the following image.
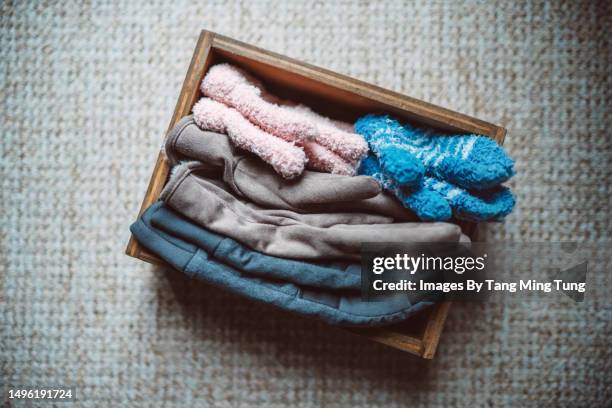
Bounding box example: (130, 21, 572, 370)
(192, 63, 368, 179)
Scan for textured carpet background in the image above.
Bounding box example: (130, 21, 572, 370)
(1, 0, 610, 406)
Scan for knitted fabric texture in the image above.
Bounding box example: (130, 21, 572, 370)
(200, 63, 368, 175)
(355, 114, 515, 189)
(356, 115, 516, 221)
(360, 155, 516, 222)
(192, 97, 307, 179)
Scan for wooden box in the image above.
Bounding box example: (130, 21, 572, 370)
(125, 30, 506, 359)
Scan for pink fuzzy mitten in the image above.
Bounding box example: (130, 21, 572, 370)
(193, 98, 307, 179)
(201, 63, 368, 174)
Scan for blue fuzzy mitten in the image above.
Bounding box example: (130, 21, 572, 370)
(355, 115, 515, 190)
(360, 155, 515, 222)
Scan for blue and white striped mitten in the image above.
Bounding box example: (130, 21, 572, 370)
(355, 114, 515, 190)
(359, 155, 515, 222)
(355, 114, 516, 222)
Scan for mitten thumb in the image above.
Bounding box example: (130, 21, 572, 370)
(377, 144, 424, 187)
(397, 185, 452, 221)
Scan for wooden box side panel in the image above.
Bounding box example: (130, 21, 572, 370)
(211, 34, 505, 140)
(211, 34, 506, 142)
(125, 31, 215, 259)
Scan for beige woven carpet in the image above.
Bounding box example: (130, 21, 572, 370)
(1, 1, 610, 406)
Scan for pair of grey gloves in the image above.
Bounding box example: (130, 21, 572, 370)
(133, 116, 468, 326)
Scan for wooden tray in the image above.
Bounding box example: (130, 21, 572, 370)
(125, 30, 506, 359)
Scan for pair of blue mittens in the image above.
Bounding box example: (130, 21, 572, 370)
(356, 115, 516, 222)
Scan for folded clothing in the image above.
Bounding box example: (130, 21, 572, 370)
(361, 155, 516, 222)
(195, 63, 368, 177)
(355, 114, 515, 190)
(165, 115, 414, 221)
(355, 114, 516, 221)
(193, 97, 308, 179)
(131, 202, 434, 327)
(149, 202, 361, 290)
(160, 161, 468, 261)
